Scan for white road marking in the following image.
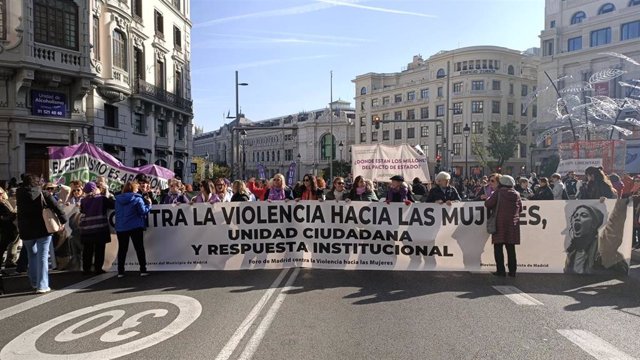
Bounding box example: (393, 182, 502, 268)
(0, 272, 116, 322)
(557, 329, 637, 360)
(214, 268, 290, 360)
(238, 267, 300, 360)
(492, 285, 543, 306)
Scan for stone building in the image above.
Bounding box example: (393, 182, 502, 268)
(0, 0, 193, 183)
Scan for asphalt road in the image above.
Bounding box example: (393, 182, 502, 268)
(0, 257, 639, 360)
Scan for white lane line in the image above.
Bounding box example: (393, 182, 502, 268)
(0, 272, 116, 322)
(238, 267, 300, 360)
(492, 285, 543, 306)
(558, 329, 637, 360)
(214, 268, 290, 360)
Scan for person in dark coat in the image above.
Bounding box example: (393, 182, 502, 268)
(16, 174, 68, 293)
(231, 180, 251, 202)
(115, 180, 152, 277)
(424, 172, 461, 204)
(160, 178, 190, 204)
(79, 182, 115, 275)
(411, 177, 428, 196)
(577, 166, 616, 200)
(325, 177, 349, 201)
(347, 176, 377, 202)
(134, 174, 158, 204)
(385, 175, 412, 204)
(485, 175, 522, 277)
(530, 177, 554, 200)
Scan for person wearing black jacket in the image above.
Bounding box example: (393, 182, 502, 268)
(231, 180, 251, 202)
(412, 177, 428, 196)
(80, 182, 115, 275)
(530, 177, 554, 200)
(134, 174, 159, 204)
(16, 174, 67, 294)
(424, 172, 461, 204)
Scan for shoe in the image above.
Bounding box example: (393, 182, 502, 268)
(117, 274, 125, 278)
(508, 272, 516, 277)
(140, 272, 150, 277)
(35, 288, 51, 294)
(492, 272, 506, 277)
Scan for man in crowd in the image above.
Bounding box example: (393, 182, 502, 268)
(564, 172, 578, 199)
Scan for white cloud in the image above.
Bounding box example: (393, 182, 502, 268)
(316, 0, 436, 17)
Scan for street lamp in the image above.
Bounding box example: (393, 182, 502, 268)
(463, 123, 470, 179)
(228, 70, 248, 180)
(297, 153, 301, 181)
(204, 151, 210, 180)
(240, 129, 247, 180)
(338, 141, 344, 177)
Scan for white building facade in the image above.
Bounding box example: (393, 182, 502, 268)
(193, 101, 356, 181)
(353, 46, 539, 178)
(0, 0, 193, 183)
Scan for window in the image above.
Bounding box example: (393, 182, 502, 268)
(172, 0, 181, 10)
(521, 85, 528, 97)
(507, 102, 514, 115)
(371, 131, 378, 142)
(543, 39, 554, 56)
(407, 91, 416, 101)
(175, 70, 182, 97)
(472, 121, 483, 134)
(360, 116, 366, 126)
(360, 102, 365, 111)
(173, 26, 182, 49)
(407, 128, 415, 139)
(420, 88, 429, 99)
(157, 119, 167, 137)
(550, 20, 556, 28)
(520, 124, 527, 136)
(133, 113, 145, 133)
(492, 80, 501, 91)
(453, 123, 462, 135)
(598, 3, 615, 14)
(382, 113, 390, 121)
(436, 124, 443, 136)
(492, 100, 501, 114)
(0, 0, 5, 40)
(132, 0, 142, 19)
(320, 134, 335, 160)
(382, 96, 390, 105)
(421, 126, 429, 137)
(509, 84, 514, 95)
(482, 60, 488, 69)
(394, 111, 402, 120)
(436, 105, 444, 117)
(371, 98, 379, 107)
(34, 0, 78, 50)
(471, 80, 484, 91)
(453, 102, 463, 115)
(471, 101, 484, 113)
(571, 11, 586, 24)
(407, 109, 415, 120)
(532, 104, 538, 118)
(436, 69, 446, 78)
(176, 123, 184, 140)
(112, 30, 127, 70)
(360, 132, 367, 142)
(394, 94, 402, 103)
(92, 16, 100, 59)
(360, 87, 367, 95)
(437, 87, 443, 97)
(382, 130, 389, 140)
(590, 28, 611, 47)
(568, 36, 582, 51)
(154, 10, 164, 37)
(453, 143, 461, 156)
(420, 107, 429, 119)
(394, 129, 402, 140)
(521, 104, 528, 116)
(104, 104, 118, 128)
(621, 20, 640, 40)
(156, 59, 165, 89)
(453, 82, 463, 93)
(133, 48, 145, 80)
(631, 0, 640, 6)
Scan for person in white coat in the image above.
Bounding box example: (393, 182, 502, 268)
(551, 173, 566, 200)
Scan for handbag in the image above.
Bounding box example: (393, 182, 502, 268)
(41, 193, 62, 233)
(486, 192, 500, 235)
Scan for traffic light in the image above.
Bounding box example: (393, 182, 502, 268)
(373, 115, 380, 129)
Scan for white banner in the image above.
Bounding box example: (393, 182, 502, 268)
(556, 158, 603, 175)
(90, 199, 633, 274)
(351, 144, 430, 183)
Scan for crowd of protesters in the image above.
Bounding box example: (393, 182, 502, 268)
(1, 164, 639, 294)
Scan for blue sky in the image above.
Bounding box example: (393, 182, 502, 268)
(190, 0, 545, 131)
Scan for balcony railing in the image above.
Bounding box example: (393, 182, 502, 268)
(134, 79, 193, 112)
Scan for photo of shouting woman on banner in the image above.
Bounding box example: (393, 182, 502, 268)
(564, 199, 629, 275)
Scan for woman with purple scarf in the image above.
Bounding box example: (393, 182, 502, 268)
(191, 179, 220, 204)
(347, 176, 377, 202)
(161, 178, 190, 205)
(263, 174, 294, 201)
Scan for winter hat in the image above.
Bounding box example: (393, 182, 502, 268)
(83, 181, 97, 194)
(499, 175, 515, 187)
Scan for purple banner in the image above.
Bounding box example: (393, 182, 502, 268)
(31, 90, 66, 118)
(257, 164, 266, 179)
(287, 162, 296, 187)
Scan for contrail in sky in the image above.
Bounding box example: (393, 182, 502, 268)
(317, 0, 436, 17)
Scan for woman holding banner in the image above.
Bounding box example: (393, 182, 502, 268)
(485, 175, 522, 277)
(295, 174, 324, 201)
(264, 174, 294, 201)
(347, 176, 377, 202)
(192, 180, 219, 204)
(325, 177, 349, 201)
(424, 172, 461, 205)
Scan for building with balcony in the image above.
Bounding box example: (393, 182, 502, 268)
(535, 0, 640, 173)
(0, 0, 193, 183)
(193, 101, 356, 181)
(353, 46, 539, 178)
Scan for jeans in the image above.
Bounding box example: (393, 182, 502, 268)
(23, 235, 52, 290)
(494, 243, 517, 275)
(116, 228, 147, 274)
